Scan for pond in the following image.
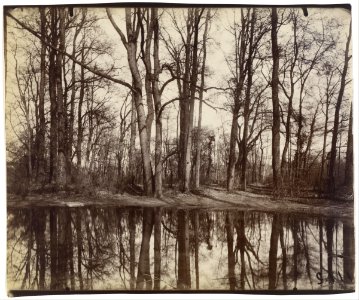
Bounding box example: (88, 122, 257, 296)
(7, 206, 355, 293)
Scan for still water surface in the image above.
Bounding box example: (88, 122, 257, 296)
(7, 206, 355, 291)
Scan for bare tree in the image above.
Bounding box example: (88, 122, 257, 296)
(328, 22, 351, 193)
(271, 8, 281, 190)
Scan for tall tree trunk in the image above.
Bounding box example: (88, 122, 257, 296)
(178, 10, 193, 192)
(127, 9, 153, 195)
(49, 8, 58, 185)
(303, 104, 319, 174)
(281, 13, 298, 177)
(76, 52, 85, 170)
(128, 96, 137, 184)
(152, 8, 163, 198)
(227, 9, 246, 191)
(259, 132, 264, 182)
(320, 87, 330, 189)
(206, 137, 214, 179)
(183, 9, 201, 192)
(56, 8, 67, 188)
(142, 9, 154, 151)
(241, 9, 255, 191)
(67, 24, 81, 181)
(344, 103, 353, 186)
(194, 10, 210, 189)
(106, 8, 153, 195)
(271, 8, 281, 190)
(328, 23, 351, 193)
(295, 85, 305, 179)
(37, 7, 46, 183)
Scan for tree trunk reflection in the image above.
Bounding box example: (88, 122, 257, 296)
(129, 208, 136, 290)
(194, 210, 200, 289)
(154, 208, 162, 290)
(177, 209, 191, 289)
(225, 212, 236, 290)
(136, 208, 154, 290)
(75, 210, 84, 290)
(326, 219, 334, 288)
(50, 208, 58, 289)
(279, 217, 287, 290)
(268, 214, 280, 289)
(235, 212, 246, 289)
(343, 220, 354, 285)
(33, 208, 46, 289)
(57, 208, 68, 290)
(6, 207, 354, 292)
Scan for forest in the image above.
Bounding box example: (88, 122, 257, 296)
(5, 6, 353, 200)
(4, 5, 355, 294)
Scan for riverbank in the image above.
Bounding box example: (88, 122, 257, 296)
(7, 186, 354, 219)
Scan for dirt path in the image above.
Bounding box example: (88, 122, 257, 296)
(7, 187, 353, 219)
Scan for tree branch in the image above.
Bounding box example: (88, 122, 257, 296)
(106, 8, 128, 50)
(6, 12, 134, 91)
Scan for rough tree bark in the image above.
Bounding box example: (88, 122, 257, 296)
(56, 8, 67, 187)
(280, 11, 298, 176)
(194, 10, 210, 189)
(344, 103, 353, 186)
(184, 9, 202, 192)
(151, 8, 163, 198)
(128, 96, 137, 185)
(271, 8, 281, 190)
(37, 7, 46, 183)
(227, 9, 246, 191)
(49, 8, 58, 185)
(241, 8, 256, 191)
(178, 10, 193, 192)
(107, 8, 153, 195)
(328, 23, 351, 193)
(76, 49, 85, 170)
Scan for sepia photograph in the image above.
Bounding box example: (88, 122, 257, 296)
(2, 0, 356, 297)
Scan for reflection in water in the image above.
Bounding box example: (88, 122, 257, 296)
(7, 206, 354, 291)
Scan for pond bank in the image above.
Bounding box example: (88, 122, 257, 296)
(7, 187, 354, 219)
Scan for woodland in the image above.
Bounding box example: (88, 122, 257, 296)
(5, 6, 353, 200)
(4, 5, 356, 293)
